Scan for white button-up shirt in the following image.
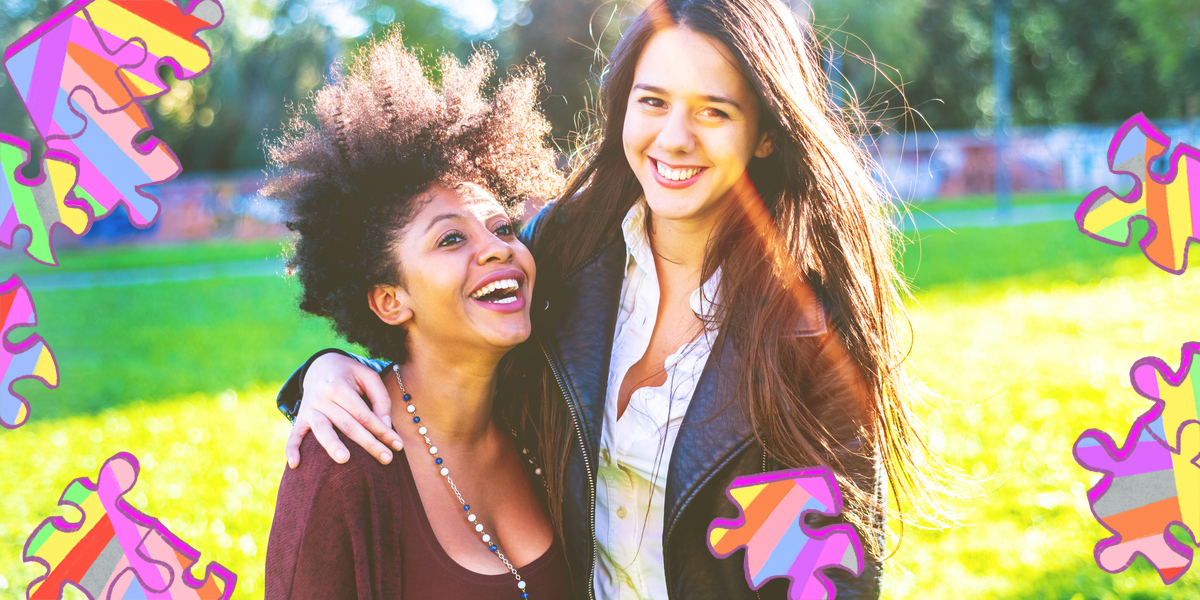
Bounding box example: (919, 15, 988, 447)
(593, 200, 721, 600)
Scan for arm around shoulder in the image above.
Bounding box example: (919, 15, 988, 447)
(277, 349, 390, 422)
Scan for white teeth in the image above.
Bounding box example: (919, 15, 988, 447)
(655, 161, 701, 181)
(470, 278, 520, 300)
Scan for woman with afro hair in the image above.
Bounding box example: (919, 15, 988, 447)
(262, 31, 570, 599)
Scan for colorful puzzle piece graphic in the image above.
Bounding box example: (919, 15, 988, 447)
(1076, 112, 1200, 274)
(0, 276, 58, 429)
(2, 0, 224, 227)
(708, 467, 863, 600)
(0, 133, 93, 265)
(1134, 342, 1200, 455)
(1074, 414, 1200, 584)
(23, 452, 236, 599)
(83, 0, 225, 104)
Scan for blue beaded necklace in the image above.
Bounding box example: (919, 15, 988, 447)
(393, 364, 532, 599)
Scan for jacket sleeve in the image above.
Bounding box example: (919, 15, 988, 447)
(276, 349, 389, 422)
(519, 201, 555, 247)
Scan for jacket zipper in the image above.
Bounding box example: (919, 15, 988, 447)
(540, 339, 599, 600)
(756, 442, 767, 600)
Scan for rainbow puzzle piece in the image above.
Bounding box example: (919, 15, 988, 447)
(1075, 112, 1200, 274)
(23, 452, 236, 599)
(708, 467, 863, 600)
(1074, 415, 1200, 584)
(0, 276, 58, 429)
(2, 0, 224, 228)
(0, 133, 92, 265)
(1135, 342, 1200, 455)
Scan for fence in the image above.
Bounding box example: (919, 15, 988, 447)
(870, 118, 1200, 201)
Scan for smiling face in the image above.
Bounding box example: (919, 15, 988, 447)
(622, 25, 775, 231)
(371, 182, 535, 358)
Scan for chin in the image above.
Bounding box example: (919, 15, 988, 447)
(483, 328, 532, 350)
(476, 314, 532, 348)
(644, 192, 718, 223)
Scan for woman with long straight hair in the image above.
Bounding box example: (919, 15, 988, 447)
(274, 1, 946, 598)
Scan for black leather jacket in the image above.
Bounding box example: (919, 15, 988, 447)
(277, 206, 883, 600)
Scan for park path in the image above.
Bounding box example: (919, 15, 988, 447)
(11, 203, 1076, 290)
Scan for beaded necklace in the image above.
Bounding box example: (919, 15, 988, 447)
(392, 364, 534, 599)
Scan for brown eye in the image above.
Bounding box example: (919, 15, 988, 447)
(438, 231, 465, 247)
(640, 97, 665, 108)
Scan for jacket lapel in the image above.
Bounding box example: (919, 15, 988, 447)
(664, 333, 755, 533)
(539, 236, 627, 461)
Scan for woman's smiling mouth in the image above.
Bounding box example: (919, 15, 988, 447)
(469, 278, 521, 304)
(468, 270, 527, 313)
(651, 158, 706, 188)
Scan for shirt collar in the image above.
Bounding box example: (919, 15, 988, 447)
(621, 199, 722, 323)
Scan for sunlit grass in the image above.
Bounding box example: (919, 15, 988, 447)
(0, 388, 290, 599)
(888, 254, 1200, 598)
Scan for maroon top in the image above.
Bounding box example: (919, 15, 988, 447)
(266, 433, 572, 599)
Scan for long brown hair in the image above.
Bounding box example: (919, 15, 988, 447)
(524, 0, 951, 558)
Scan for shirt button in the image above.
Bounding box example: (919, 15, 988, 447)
(601, 448, 610, 464)
(616, 507, 628, 519)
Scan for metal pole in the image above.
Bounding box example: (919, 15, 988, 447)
(993, 0, 1012, 211)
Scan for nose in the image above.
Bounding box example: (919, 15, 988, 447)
(477, 230, 515, 265)
(655, 106, 695, 155)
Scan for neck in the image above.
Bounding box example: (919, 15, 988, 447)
(392, 342, 503, 447)
(647, 205, 722, 292)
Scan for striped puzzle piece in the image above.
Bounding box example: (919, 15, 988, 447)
(708, 467, 863, 600)
(0, 133, 92, 265)
(22, 452, 236, 599)
(1074, 414, 1200, 584)
(1075, 112, 1200, 274)
(2, 0, 223, 227)
(0, 276, 58, 428)
(1135, 342, 1200, 456)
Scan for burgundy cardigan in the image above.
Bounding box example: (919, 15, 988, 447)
(265, 432, 572, 599)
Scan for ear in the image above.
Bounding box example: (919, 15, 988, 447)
(368, 285, 414, 327)
(754, 129, 777, 158)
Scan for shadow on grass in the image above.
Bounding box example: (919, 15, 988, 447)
(902, 219, 1158, 293)
(10, 275, 360, 421)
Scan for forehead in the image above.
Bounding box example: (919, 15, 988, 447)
(633, 26, 753, 103)
(418, 182, 506, 218)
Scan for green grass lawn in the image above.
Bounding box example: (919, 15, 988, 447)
(1, 218, 1198, 599)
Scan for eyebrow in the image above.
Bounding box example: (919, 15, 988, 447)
(632, 83, 743, 111)
(424, 213, 464, 233)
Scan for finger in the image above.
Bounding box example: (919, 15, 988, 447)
(323, 402, 394, 465)
(356, 368, 403, 451)
(308, 410, 352, 464)
(286, 421, 310, 469)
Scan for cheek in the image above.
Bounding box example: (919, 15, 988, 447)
(409, 263, 462, 310)
(714, 128, 758, 174)
(622, 111, 651, 157)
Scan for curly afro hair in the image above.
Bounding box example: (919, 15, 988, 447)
(263, 30, 564, 364)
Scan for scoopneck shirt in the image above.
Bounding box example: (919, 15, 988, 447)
(593, 199, 721, 600)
